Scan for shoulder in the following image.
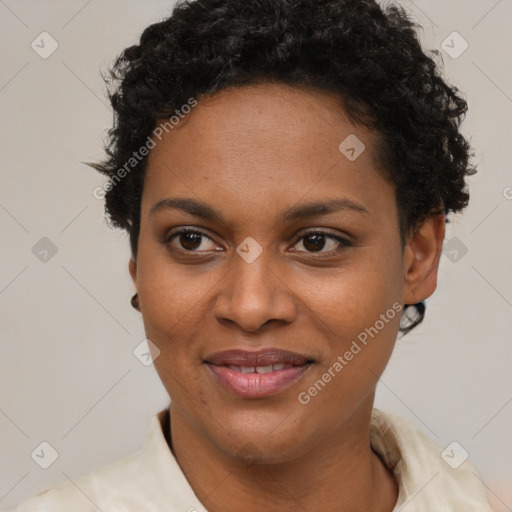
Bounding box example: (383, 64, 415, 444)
(14, 450, 142, 512)
(371, 408, 495, 511)
(13, 408, 201, 512)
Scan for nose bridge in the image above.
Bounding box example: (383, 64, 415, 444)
(233, 248, 274, 298)
(213, 245, 295, 331)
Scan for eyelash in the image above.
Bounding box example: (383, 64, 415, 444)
(159, 228, 352, 256)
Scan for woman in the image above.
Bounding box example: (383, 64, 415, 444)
(16, 0, 494, 510)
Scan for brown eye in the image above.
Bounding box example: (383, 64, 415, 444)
(292, 230, 352, 255)
(302, 233, 327, 252)
(163, 228, 219, 252)
(178, 231, 203, 251)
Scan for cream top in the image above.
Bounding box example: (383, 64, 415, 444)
(15, 407, 494, 511)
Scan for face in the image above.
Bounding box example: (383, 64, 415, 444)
(129, 83, 442, 462)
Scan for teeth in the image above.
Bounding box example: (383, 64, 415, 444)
(255, 365, 273, 374)
(226, 363, 292, 373)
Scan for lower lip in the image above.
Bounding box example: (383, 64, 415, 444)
(206, 363, 312, 398)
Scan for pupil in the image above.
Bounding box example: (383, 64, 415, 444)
(180, 232, 201, 250)
(303, 234, 325, 252)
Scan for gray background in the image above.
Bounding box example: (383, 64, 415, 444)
(1, 0, 511, 510)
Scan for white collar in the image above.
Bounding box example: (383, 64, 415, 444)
(369, 408, 493, 511)
(17, 407, 494, 511)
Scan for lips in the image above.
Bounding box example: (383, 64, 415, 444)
(204, 348, 311, 367)
(204, 348, 313, 398)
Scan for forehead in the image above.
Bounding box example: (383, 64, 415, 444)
(141, 83, 394, 227)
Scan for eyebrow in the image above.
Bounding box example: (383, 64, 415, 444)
(149, 197, 370, 223)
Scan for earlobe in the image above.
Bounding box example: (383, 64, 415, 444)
(402, 214, 445, 305)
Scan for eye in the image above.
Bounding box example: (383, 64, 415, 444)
(290, 230, 352, 255)
(160, 228, 352, 256)
(162, 228, 220, 253)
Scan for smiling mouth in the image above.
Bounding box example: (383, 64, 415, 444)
(204, 348, 314, 398)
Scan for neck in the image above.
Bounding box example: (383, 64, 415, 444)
(168, 401, 398, 512)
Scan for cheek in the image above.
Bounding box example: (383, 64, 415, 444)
(137, 235, 213, 329)
(135, 244, 213, 385)
(305, 245, 403, 337)
(138, 261, 208, 413)
(294, 316, 400, 443)
(295, 245, 403, 398)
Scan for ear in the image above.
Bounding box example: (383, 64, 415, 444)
(402, 214, 445, 305)
(129, 255, 137, 289)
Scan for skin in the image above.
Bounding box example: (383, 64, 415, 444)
(129, 82, 445, 512)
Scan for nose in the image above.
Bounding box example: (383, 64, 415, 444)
(212, 252, 297, 333)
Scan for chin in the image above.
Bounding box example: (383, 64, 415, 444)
(208, 410, 313, 464)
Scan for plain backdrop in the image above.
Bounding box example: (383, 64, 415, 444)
(1, 0, 511, 510)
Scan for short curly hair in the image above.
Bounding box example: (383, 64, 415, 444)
(89, 0, 475, 333)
